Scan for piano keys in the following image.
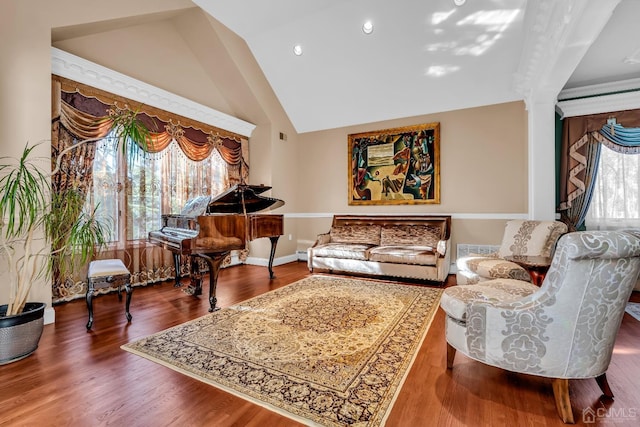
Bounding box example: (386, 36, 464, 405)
(148, 184, 284, 312)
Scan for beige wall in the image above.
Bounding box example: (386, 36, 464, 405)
(0, 1, 53, 308)
(295, 101, 529, 256)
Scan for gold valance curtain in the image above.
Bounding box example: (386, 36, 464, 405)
(52, 76, 249, 184)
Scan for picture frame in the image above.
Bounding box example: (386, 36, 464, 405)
(349, 122, 440, 205)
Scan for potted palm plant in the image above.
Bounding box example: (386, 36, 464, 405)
(0, 110, 149, 364)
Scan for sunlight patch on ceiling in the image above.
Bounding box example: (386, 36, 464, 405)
(457, 9, 520, 30)
(432, 10, 456, 25)
(426, 65, 460, 77)
(425, 41, 459, 53)
(454, 9, 520, 56)
(426, 8, 521, 58)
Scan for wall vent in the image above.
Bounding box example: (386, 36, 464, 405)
(456, 244, 500, 258)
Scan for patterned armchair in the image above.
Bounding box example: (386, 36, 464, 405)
(456, 219, 568, 285)
(441, 230, 640, 423)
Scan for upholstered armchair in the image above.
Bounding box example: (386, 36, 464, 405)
(456, 219, 568, 285)
(441, 230, 640, 423)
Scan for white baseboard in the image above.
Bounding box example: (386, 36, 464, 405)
(245, 254, 299, 267)
(44, 307, 55, 325)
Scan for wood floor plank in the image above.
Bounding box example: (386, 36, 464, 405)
(1, 261, 639, 426)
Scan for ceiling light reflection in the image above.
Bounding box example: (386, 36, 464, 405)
(293, 44, 303, 56)
(362, 20, 374, 34)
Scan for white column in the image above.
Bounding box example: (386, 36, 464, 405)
(527, 92, 557, 220)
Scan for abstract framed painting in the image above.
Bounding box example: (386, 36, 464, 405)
(348, 122, 440, 205)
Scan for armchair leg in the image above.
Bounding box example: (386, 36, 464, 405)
(446, 343, 456, 369)
(552, 378, 575, 424)
(595, 373, 614, 398)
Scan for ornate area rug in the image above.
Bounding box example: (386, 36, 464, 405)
(626, 302, 640, 321)
(122, 275, 442, 426)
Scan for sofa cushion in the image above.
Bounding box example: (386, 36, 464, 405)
(368, 245, 437, 265)
(440, 278, 538, 321)
(456, 256, 531, 283)
(311, 243, 372, 260)
(330, 225, 381, 245)
(380, 225, 441, 247)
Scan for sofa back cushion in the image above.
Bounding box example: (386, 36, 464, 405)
(330, 225, 381, 245)
(380, 225, 441, 247)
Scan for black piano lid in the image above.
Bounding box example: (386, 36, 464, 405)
(206, 184, 285, 214)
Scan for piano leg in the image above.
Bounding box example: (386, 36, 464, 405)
(196, 252, 229, 312)
(189, 256, 203, 296)
(267, 236, 280, 279)
(173, 253, 182, 288)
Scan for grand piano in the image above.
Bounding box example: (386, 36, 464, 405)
(148, 184, 284, 312)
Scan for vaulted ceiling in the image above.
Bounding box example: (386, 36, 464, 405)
(53, 0, 640, 134)
(192, 0, 640, 133)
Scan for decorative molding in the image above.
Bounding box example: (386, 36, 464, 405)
(513, 0, 585, 100)
(558, 77, 640, 100)
(556, 89, 640, 118)
(50, 47, 256, 137)
(513, 0, 621, 108)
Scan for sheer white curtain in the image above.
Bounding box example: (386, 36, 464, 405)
(127, 139, 229, 241)
(89, 137, 229, 243)
(585, 145, 640, 230)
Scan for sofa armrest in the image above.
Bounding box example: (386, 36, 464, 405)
(314, 232, 331, 246)
(437, 239, 448, 257)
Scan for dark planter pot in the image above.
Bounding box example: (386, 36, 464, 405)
(0, 302, 46, 365)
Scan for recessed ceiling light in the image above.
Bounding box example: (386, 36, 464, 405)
(293, 44, 303, 56)
(454, 0, 466, 6)
(362, 20, 374, 34)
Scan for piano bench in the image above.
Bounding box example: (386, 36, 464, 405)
(86, 259, 132, 331)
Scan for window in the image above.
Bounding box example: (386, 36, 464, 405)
(86, 133, 228, 244)
(585, 145, 640, 230)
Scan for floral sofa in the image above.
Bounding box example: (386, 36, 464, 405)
(307, 215, 451, 284)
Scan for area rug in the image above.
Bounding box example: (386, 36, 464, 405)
(626, 302, 640, 321)
(122, 275, 443, 426)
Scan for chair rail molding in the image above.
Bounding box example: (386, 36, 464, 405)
(50, 47, 256, 138)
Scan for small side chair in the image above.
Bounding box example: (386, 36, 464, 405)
(456, 219, 567, 285)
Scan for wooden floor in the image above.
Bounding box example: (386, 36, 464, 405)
(1, 261, 639, 426)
